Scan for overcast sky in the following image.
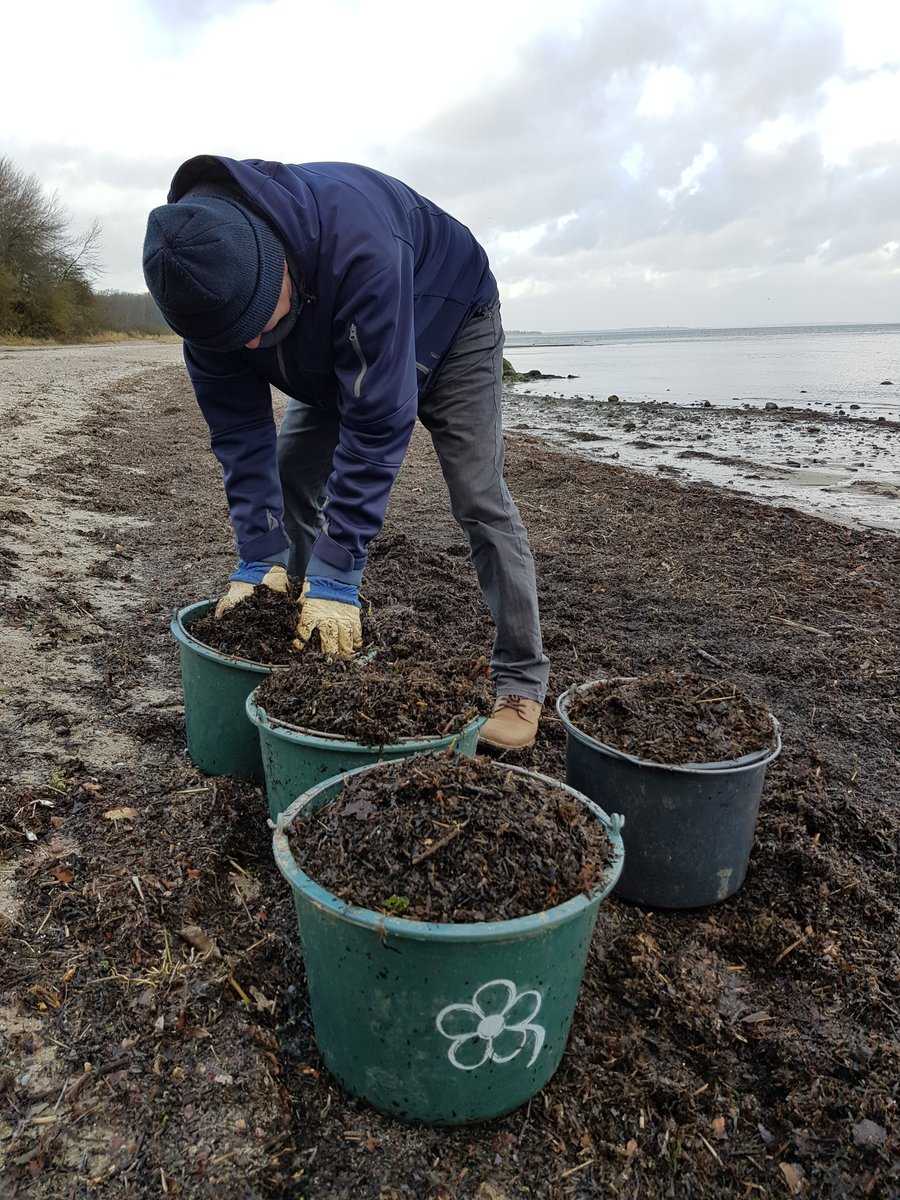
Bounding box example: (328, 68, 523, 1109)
(3, 0, 899, 329)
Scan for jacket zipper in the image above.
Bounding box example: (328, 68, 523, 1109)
(416, 361, 430, 376)
(349, 323, 367, 398)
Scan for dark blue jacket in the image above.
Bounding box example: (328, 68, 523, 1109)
(169, 156, 498, 579)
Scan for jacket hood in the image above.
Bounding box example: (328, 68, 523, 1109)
(168, 155, 320, 295)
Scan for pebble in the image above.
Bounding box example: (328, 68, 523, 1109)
(852, 1119, 887, 1148)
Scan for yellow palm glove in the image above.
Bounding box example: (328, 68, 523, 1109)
(294, 586, 362, 658)
(214, 564, 289, 619)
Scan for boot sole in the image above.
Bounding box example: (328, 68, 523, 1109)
(478, 732, 537, 751)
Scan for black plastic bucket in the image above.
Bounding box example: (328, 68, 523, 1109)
(556, 680, 782, 909)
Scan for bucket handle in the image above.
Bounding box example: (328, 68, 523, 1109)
(608, 812, 625, 839)
(269, 789, 320, 840)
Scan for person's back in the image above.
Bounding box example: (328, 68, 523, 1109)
(168, 155, 497, 373)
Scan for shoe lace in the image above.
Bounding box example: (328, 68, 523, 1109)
(495, 694, 529, 719)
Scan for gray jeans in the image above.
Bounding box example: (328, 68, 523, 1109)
(276, 303, 550, 702)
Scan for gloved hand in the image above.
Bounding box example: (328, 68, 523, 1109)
(294, 577, 362, 658)
(215, 561, 289, 619)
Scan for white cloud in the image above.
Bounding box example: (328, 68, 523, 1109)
(620, 143, 647, 179)
(502, 277, 555, 301)
(745, 115, 809, 154)
(1, 0, 898, 323)
(818, 71, 900, 164)
(637, 64, 697, 119)
(493, 223, 551, 258)
(838, 0, 900, 70)
(659, 141, 718, 203)
(2, 0, 597, 164)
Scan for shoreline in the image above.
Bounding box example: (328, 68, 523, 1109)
(504, 386, 900, 534)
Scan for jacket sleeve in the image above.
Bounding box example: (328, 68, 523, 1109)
(183, 342, 290, 562)
(308, 242, 418, 583)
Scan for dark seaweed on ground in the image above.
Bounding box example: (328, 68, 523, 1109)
(4, 366, 898, 1200)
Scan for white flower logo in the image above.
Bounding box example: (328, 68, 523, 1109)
(435, 978, 546, 1071)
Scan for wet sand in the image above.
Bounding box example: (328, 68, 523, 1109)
(505, 387, 900, 533)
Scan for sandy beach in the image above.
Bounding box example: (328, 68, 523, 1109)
(1, 341, 897, 1198)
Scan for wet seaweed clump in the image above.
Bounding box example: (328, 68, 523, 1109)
(567, 670, 776, 764)
(188, 590, 429, 667)
(255, 640, 490, 745)
(289, 751, 614, 922)
(189, 584, 302, 665)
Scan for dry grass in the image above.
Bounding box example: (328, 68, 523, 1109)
(0, 330, 179, 347)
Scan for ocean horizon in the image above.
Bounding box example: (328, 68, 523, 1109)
(505, 320, 900, 341)
(503, 322, 900, 417)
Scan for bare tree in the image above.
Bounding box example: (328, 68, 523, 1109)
(0, 156, 104, 336)
(0, 156, 103, 284)
(59, 218, 103, 282)
(0, 156, 67, 284)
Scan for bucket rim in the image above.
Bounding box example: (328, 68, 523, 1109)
(246, 687, 486, 753)
(556, 678, 782, 775)
(171, 600, 281, 674)
(271, 758, 625, 944)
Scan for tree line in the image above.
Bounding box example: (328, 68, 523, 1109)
(0, 156, 168, 340)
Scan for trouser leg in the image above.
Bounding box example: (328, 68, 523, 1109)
(276, 398, 340, 579)
(418, 303, 550, 702)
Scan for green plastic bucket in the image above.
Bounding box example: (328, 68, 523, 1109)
(170, 600, 275, 782)
(247, 687, 485, 819)
(272, 758, 625, 1124)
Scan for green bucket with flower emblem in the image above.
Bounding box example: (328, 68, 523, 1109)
(271, 757, 625, 1125)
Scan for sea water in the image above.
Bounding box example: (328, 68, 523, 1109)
(504, 323, 900, 417)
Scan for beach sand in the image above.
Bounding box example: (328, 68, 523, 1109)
(1, 342, 896, 1198)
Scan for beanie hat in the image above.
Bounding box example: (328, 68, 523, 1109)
(142, 189, 284, 351)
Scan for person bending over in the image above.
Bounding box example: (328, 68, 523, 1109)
(143, 155, 549, 749)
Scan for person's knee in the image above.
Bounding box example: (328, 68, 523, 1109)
(451, 478, 523, 532)
(277, 437, 326, 497)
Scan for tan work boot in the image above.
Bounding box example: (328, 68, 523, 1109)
(479, 695, 542, 750)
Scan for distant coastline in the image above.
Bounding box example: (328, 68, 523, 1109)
(506, 321, 900, 339)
